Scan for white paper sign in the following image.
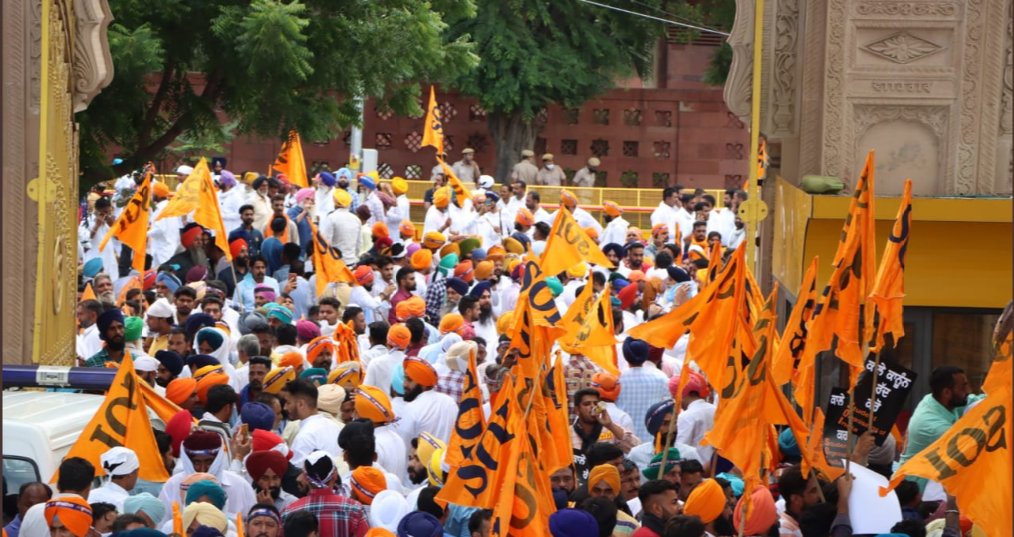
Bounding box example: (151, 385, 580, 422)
(842, 459, 903, 534)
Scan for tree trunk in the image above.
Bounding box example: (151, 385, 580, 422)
(487, 111, 540, 185)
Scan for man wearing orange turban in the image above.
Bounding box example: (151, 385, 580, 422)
(438, 314, 464, 336)
(349, 467, 387, 506)
(361, 324, 411, 397)
(278, 352, 305, 375)
(305, 336, 336, 370)
(684, 478, 735, 536)
(400, 356, 458, 444)
(166, 378, 199, 410)
(734, 485, 778, 536)
(44, 497, 93, 537)
(196, 372, 230, 405)
(262, 367, 295, 395)
(354, 385, 396, 425)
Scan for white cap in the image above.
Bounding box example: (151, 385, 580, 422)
(101, 447, 140, 476)
(369, 490, 410, 531)
(445, 340, 477, 373)
(133, 355, 159, 373)
(478, 175, 495, 189)
(176, 165, 194, 175)
(147, 298, 174, 318)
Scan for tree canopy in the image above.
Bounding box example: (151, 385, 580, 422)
(444, 0, 669, 181)
(79, 0, 478, 188)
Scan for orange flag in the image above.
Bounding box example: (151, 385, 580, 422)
(421, 86, 445, 155)
(881, 384, 1011, 537)
(236, 512, 245, 537)
(173, 502, 183, 536)
(308, 219, 356, 297)
(157, 158, 232, 262)
(540, 208, 615, 276)
(437, 157, 473, 207)
(139, 380, 196, 425)
(271, 130, 309, 188)
(771, 257, 819, 386)
(116, 276, 142, 308)
(706, 237, 724, 283)
(56, 352, 170, 482)
(833, 151, 877, 369)
(809, 409, 845, 481)
(99, 165, 152, 275)
(560, 283, 619, 375)
(869, 180, 912, 352)
(80, 282, 97, 303)
(445, 342, 489, 469)
(559, 276, 597, 337)
(490, 403, 555, 537)
(630, 244, 746, 388)
(333, 320, 361, 365)
(439, 375, 522, 509)
(544, 351, 575, 472)
(983, 331, 1012, 395)
(565, 284, 619, 349)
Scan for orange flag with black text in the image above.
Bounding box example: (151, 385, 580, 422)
(422, 86, 445, 155)
(541, 208, 615, 276)
(565, 284, 619, 351)
(983, 331, 1012, 395)
(99, 165, 152, 274)
(771, 257, 819, 386)
(881, 384, 1012, 537)
(271, 130, 309, 188)
(57, 352, 170, 482)
(545, 351, 575, 472)
(156, 158, 232, 262)
(869, 180, 912, 352)
(139, 380, 195, 425)
(445, 342, 488, 469)
(490, 404, 555, 537)
(308, 219, 356, 296)
(439, 375, 521, 509)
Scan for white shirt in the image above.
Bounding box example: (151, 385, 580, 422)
(601, 216, 630, 247)
(423, 206, 450, 237)
(628, 441, 703, 484)
(320, 207, 363, 265)
(402, 389, 459, 445)
(149, 199, 183, 267)
(87, 481, 130, 511)
(651, 202, 680, 242)
(362, 350, 404, 394)
(359, 344, 388, 371)
(219, 187, 244, 235)
(571, 207, 602, 235)
(80, 214, 119, 276)
(77, 324, 102, 362)
(707, 208, 736, 247)
(290, 413, 344, 467)
(375, 425, 408, 485)
(676, 399, 717, 463)
(728, 226, 746, 250)
(603, 402, 637, 441)
(315, 186, 336, 220)
(533, 206, 553, 226)
(158, 470, 255, 524)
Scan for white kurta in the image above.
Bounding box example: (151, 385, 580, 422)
(401, 389, 458, 445)
(375, 425, 408, 485)
(290, 413, 344, 467)
(423, 207, 450, 237)
(650, 202, 680, 243)
(362, 350, 404, 394)
(601, 216, 631, 247)
(80, 214, 119, 276)
(149, 199, 182, 267)
(676, 398, 717, 463)
(87, 481, 131, 511)
(219, 187, 244, 235)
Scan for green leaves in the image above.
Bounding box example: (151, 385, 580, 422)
(78, 0, 478, 188)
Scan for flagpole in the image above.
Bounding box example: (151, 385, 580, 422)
(659, 360, 692, 479)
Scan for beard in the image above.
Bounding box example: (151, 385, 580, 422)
(156, 376, 171, 388)
(403, 384, 425, 403)
(99, 291, 116, 304)
(106, 338, 126, 352)
(407, 466, 428, 485)
(189, 245, 209, 268)
(478, 304, 494, 325)
(234, 256, 248, 268)
(713, 514, 736, 536)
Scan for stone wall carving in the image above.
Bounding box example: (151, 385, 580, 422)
(724, 0, 757, 122)
(820, 0, 849, 180)
(853, 105, 950, 195)
(73, 0, 114, 112)
(769, 0, 799, 137)
(862, 33, 944, 64)
(853, 2, 961, 17)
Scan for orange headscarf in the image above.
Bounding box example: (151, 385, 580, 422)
(350, 467, 387, 505)
(403, 356, 438, 387)
(44, 498, 93, 537)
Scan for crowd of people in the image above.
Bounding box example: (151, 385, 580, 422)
(7, 150, 980, 537)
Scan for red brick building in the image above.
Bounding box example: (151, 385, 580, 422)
(220, 40, 751, 190)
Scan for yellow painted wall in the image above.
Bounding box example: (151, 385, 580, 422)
(773, 178, 1013, 308)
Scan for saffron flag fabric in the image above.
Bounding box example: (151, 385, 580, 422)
(982, 331, 1012, 395)
(869, 180, 912, 352)
(771, 257, 819, 387)
(99, 166, 152, 274)
(58, 352, 170, 482)
(81, 282, 97, 303)
(438, 158, 473, 207)
(156, 158, 232, 262)
(308, 219, 356, 297)
(881, 384, 1012, 537)
(490, 403, 555, 537)
(271, 130, 309, 188)
(139, 380, 194, 426)
(421, 86, 444, 155)
(333, 320, 361, 365)
(630, 245, 746, 388)
(445, 343, 488, 469)
(565, 284, 618, 352)
(544, 353, 575, 472)
(540, 208, 614, 276)
(439, 375, 522, 509)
